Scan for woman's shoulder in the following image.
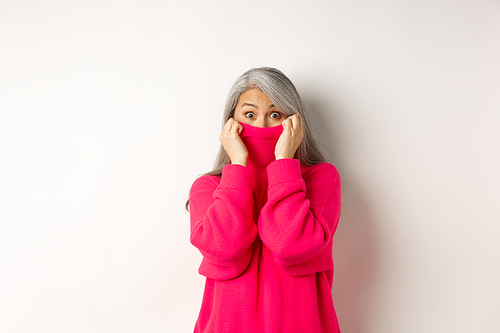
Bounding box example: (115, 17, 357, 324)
(190, 173, 221, 193)
(300, 161, 340, 182)
(300, 161, 339, 174)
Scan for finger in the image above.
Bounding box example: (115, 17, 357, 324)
(296, 113, 302, 125)
(228, 119, 238, 133)
(224, 118, 234, 131)
(285, 115, 295, 130)
(282, 118, 291, 131)
(230, 120, 243, 136)
(230, 119, 240, 134)
(291, 114, 302, 130)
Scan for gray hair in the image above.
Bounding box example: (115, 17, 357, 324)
(185, 67, 328, 211)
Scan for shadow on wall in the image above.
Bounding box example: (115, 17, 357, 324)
(306, 97, 381, 333)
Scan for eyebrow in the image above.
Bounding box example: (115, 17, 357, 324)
(241, 102, 276, 109)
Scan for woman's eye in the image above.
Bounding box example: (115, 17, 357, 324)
(270, 112, 280, 118)
(245, 112, 255, 118)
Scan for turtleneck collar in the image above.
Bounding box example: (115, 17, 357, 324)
(239, 122, 283, 170)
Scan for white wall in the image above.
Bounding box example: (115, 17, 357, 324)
(1, 0, 499, 332)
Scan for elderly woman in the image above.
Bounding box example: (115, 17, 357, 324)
(185, 67, 342, 333)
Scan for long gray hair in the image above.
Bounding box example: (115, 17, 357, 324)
(185, 67, 328, 212)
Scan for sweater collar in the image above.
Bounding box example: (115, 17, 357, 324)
(239, 122, 284, 169)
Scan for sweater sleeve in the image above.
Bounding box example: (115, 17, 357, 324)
(189, 164, 258, 280)
(258, 158, 341, 276)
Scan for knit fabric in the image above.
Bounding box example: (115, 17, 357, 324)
(189, 122, 342, 333)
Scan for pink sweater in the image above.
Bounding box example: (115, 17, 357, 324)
(189, 122, 341, 333)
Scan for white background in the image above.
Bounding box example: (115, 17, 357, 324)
(1, 0, 499, 332)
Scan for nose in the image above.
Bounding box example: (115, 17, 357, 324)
(255, 118, 272, 128)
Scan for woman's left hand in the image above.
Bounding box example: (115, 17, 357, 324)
(275, 114, 304, 160)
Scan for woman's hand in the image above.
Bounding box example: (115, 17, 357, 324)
(275, 114, 304, 160)
(219, 118, 248, 166)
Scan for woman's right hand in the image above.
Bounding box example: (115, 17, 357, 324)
(219, 118, 248, 167)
